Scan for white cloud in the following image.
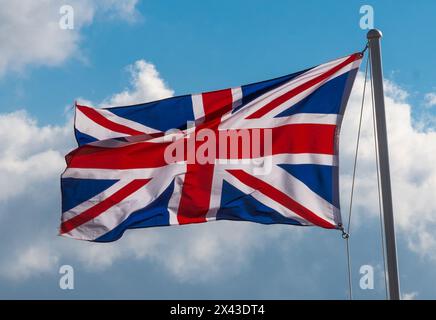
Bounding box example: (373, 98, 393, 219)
(0, 110, 73, 204)
(2, 244, 59, 280)
(0, 0, 139, 76)
(1, 62, 436, 287)
(98, 0, 140, 23)
(0, 60, 276, 283)
(103, 60, 174, 106)
(77, 60, 174, 108)
(424, 93, 436, 108)
(384, 79, 409, 102)
(340, 73, 436, 261)
(0, 60, 298, 283)
(120, 222, 291, 282)
(402, 291, 418, 300)
(64, 221, 295, 282)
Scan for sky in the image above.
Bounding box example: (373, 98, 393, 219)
(0, 0, 436, 300)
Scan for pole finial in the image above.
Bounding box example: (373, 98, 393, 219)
(367, 29, 383, 40)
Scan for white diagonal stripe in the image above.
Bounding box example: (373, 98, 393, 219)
(216, 169, 310, 226)
(93, 107, 161, 134)
(75, 108, 120, 141)
(219, 55, 361, 128)
(62, 164, 185, 240)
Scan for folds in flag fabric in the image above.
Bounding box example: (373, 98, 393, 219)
(60, 53, 362, 241)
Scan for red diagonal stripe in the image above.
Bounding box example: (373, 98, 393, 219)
(226, 169, 335, 228)
(77, 104, 145, 136)
(60, 179, 151, 234)
(246, 53, 362, 119)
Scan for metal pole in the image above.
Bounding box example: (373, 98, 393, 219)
(367, 29, 400, 300)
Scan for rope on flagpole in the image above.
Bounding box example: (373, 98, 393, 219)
(343, 45, 370, 300)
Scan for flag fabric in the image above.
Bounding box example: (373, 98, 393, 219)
(60, 53, 362, 242)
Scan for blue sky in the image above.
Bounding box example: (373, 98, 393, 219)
(0, 0, 436, 299)
(2, 0, 436, 124)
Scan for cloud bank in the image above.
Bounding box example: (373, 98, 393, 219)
(340, 74, 436, 261)
(0, 0, 139, 76)
(0, 59, 288, 283)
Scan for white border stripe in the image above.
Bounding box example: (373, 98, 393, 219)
(192, 94, 205, 124)
(214, 153, 337, 166)
(221, 113, 340, 130)
(63, 167, 162, 180)
(231, 87, 243, 110)
(167, 173, 186, 225)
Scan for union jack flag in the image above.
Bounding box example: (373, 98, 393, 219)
(60, 53, 362, 241)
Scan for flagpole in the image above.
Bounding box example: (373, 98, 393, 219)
(366, 29, 400, 300)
